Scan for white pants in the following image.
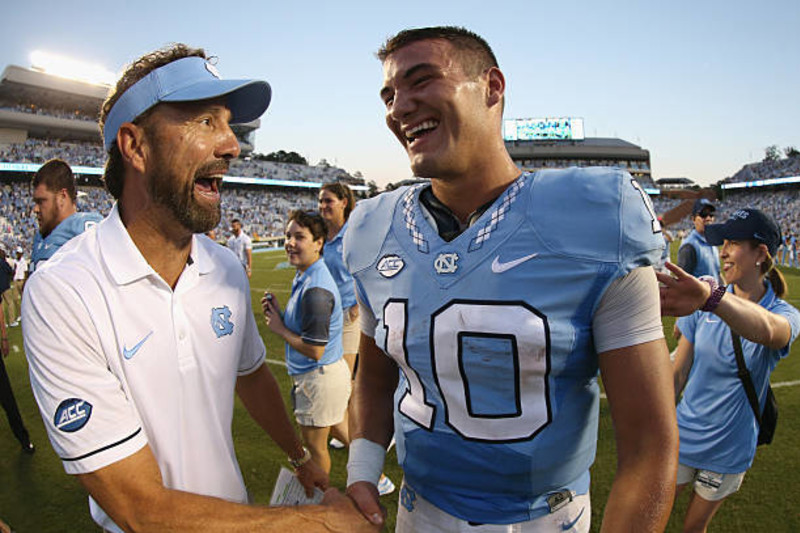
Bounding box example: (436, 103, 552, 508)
(395, 480, 590, 533)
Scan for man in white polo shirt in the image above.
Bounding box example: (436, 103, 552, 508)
(227, 217, 253, 277)
(22, 44, 376, 532)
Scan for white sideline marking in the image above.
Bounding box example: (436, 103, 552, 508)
(265, 358, 287, 367)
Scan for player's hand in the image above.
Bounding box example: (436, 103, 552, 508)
(321, 489, 382, 531)
(1, 337, 9, 358)
(345, 481, 386, 528)
(295, 457, 329, 498)
(656, 262, 712, 317)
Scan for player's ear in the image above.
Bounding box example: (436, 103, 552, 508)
(485, 66, 505, 109)
(117, 122, 148, 175)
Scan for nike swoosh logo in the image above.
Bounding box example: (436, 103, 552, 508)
(491, 253, 538, 273)
(561, 506, 585, 530)
(123, 331, 153, 360)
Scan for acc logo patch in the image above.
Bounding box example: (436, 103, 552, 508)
(211, 306, 234, 338)
(54, 398, 92, 432)
(434, 252, 459, 274)
(377, 254, 405, 278)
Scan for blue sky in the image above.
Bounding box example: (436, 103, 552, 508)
(2, 0, 798, 188)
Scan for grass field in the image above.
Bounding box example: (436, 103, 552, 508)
(1, 245, 799, 531)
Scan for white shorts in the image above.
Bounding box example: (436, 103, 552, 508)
(342, 307, 359, 357)
(291, 358, 351, 427)
(677, 463, 746, 502)
(395, 480, 590, 533)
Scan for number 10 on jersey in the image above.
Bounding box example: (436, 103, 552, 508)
(383, 299, 553, 443)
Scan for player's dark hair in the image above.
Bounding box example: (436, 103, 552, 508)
(288, 210, 327, 243)
(377, 26, 498, 78)
(32, 158, 77, 203)
(320, 182, 356, 220)
(231, 218, 242, 225)
(100, 44, 207, 200)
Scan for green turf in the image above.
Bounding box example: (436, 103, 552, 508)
(2, 247, 799, 531)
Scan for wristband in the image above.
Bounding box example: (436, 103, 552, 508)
(346, 438, 386, 488)
(699, 276, 726, 312)
(288, 446, 312, 469)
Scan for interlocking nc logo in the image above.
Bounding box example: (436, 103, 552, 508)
(434, 252, 459, 274)
(211, 306, 234, 338)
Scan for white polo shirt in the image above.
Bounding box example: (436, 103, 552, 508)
(22, 204, 266, 530)
(227, 231, 252, 269)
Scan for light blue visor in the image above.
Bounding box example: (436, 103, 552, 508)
(103, 56, 271, 152)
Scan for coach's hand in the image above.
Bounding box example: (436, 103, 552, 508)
(346, 481, 386, 528)
(296, 457, 329, 498)
(321, 488, 382, 531)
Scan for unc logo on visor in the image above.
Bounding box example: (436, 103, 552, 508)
(54, 398, 93, 432)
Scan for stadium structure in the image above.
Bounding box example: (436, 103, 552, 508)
(503, 117, 654, 188)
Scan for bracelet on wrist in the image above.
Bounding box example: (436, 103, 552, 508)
(699, 276, 726, 312)
(288, 446, 312, 469)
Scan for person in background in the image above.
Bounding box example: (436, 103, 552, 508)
(8, 248, 27, 327)
(30, 158, 103, 273)
(0, 288, 35, 454)
(263, 210, 351, 474)
(677, 199, 720, 282)
(0, 250, 13, 328)
(227, 218, 253, 277)
(658, 208, 800, 532)
(318, 182, 394, 496)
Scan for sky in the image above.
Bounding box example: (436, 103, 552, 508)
(2, 0, 798, 188)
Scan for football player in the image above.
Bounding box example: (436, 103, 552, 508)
(344, 26, 678, 532)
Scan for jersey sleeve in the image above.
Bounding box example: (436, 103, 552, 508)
(22, 270, 147, 474)
(528, 168, 664, 274)
(299, 287, 335, 346)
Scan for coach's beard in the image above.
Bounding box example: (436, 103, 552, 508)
(148, 165, 222, 234)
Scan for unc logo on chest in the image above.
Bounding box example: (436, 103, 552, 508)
(434, 252, 459, 274)
(211, 306, 234, 338)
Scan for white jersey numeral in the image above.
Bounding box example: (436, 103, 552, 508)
(383, 300, 552, 442)
(630, 178, 662, 234)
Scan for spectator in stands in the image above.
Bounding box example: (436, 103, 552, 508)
(30, 159, 103, 273)
(22, 43, 372, 531)
(227, 217, 253, 277)
(262, 210, 351, 474)
(678, 199, 721, 282)
(658, 208, 800, 533)
(0, 292, 35, 454)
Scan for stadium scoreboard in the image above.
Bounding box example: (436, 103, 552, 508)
(503, 117, 585, 142)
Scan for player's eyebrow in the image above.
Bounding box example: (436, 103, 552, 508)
(380, 63, 439, 101)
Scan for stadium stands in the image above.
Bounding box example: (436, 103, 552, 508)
(723, 156, 800, 184)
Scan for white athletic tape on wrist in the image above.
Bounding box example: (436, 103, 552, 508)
(346, 438, 386, 487)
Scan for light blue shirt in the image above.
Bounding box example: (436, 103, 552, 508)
(31, 211, 103, 272)
(679, 229, 720, 282)
(322, 222, 357, 309)
(283, 259, 343, 375)
(677, 282, 800, 473)
(344, 168, 664, 524)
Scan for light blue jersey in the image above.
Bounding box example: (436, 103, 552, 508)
(322, 222, 357, 309)
(283, 258, 344, 375)
(31, 212, 103, 272)
(676, 283, 799, 473)
(679, 230, 720, 281)
(344, 169, 664, 524)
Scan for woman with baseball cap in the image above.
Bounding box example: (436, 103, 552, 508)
(657, 208, 800, 531)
